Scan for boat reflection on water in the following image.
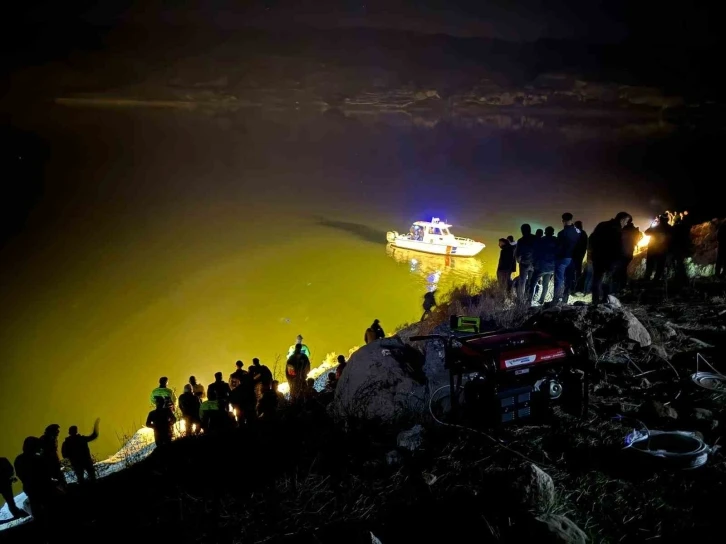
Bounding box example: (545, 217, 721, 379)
(386, 244, 484, 293)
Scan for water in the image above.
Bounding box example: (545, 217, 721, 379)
(0, 104, 671, 467)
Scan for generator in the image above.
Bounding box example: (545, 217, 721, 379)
(411, 322, 589, 425)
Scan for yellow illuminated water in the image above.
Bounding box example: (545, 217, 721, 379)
(0, 105, 658, 491)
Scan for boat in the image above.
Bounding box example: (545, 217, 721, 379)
(386, 217, 485, 257)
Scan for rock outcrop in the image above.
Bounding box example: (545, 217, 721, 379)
(330, 337, 426, 421)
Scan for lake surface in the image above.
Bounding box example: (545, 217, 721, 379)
(0, 104, 672, 464)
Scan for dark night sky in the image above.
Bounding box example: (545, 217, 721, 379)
(3, 0, 720, 44)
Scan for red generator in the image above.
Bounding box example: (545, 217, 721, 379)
(413, 326, 589, 425)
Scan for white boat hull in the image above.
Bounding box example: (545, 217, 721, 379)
(386, 233, 484, 257)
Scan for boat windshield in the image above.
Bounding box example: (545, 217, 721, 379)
(409, 224, 424, 241)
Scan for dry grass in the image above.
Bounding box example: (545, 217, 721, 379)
(416, 275, 533, 335)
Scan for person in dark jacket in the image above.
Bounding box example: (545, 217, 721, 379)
(207, 372, 232, 412)
(618, 220, 642, 288)
(554, 213, 581, 303)
(230, 361, 247, 384)
(178, 384, 202, 435)
(1, 456, 28, 519)
(535, 228, 543, 239)
(250, 357, 273, 407)
(589, 212, 631, 304)
(496, 238, 516, 290)
(506, 236, 517, 291)
(572, 221, 588, 293)
(252, 358, 273, 387)
(61, 419, 99, 484)
(717, 219, 726, 277)
(146, 398, 176, 446)
(335, 354, 347, 380)
(644, 214, 672, 281)
(530, 226, 558, 304)
(421, 290, 437, 321)
(39, 424, 65, 487)
(371, 319, 385, 339)
(514, 224, 537, 300)
(286, 343, 311, 402)
(257, 386, 279, 421)
(670, 213, 691, 282)
(14, 436, 58, 523)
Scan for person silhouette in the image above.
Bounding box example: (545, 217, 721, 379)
(421, 290, 437, 321)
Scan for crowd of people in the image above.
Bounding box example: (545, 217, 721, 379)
(146, 335, 349, 446)
(497, 211, 725, 306)
(2, 333, 353, 526)
(1, 419, 100, 524)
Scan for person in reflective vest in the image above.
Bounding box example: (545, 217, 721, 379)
(287, 334, 311, 358)
(150, 376, 177, 409)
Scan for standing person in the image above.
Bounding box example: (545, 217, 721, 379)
(335, 354, 347, 380)
(530, 226, 557, 305)
(619, 220, 642, 289)
(285, 343, 311, 402)
(717, 219, 726, 277)
(14, 437, 58, 524)
(61, 419, 100, 484)
(670, 213, 692, 283)
(1, 456, 28, 519)
(514, 224, 537, 301)
(189, 376, 205, 400)
(506, 235, 517, 292)
(589, 212, 632, 304)
(251, 357, 273, 405)
(421, 290, 437, 321)
(535, 228, 544, 239)
(230, 361, 247, 384)
(39, 424, 65, 487)
(572, 221, 588, 293)
(554, 213, 581, 304)
(257, 385, 279, 421)
(252, 358, 272, 387)
(644, 214, 672, 281)
(178, 384, 202, 436)
(200, 397, 227, 432)
(207, 372, 232, 413)
(496, 238, 516, 290)
(150, 377, 177, 409)
(146, 398, 176, 447)
(287, 335, 311, 358)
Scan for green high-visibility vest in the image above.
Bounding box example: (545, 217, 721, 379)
(287, 344, 311, 358)
(150, 387, 176, 406)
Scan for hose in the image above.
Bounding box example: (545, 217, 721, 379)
(427, 384, 554, 468)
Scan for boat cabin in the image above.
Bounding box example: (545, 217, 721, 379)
(408, 218, 456, 242)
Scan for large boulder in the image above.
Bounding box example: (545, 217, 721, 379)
(330, 337, 426, 421)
